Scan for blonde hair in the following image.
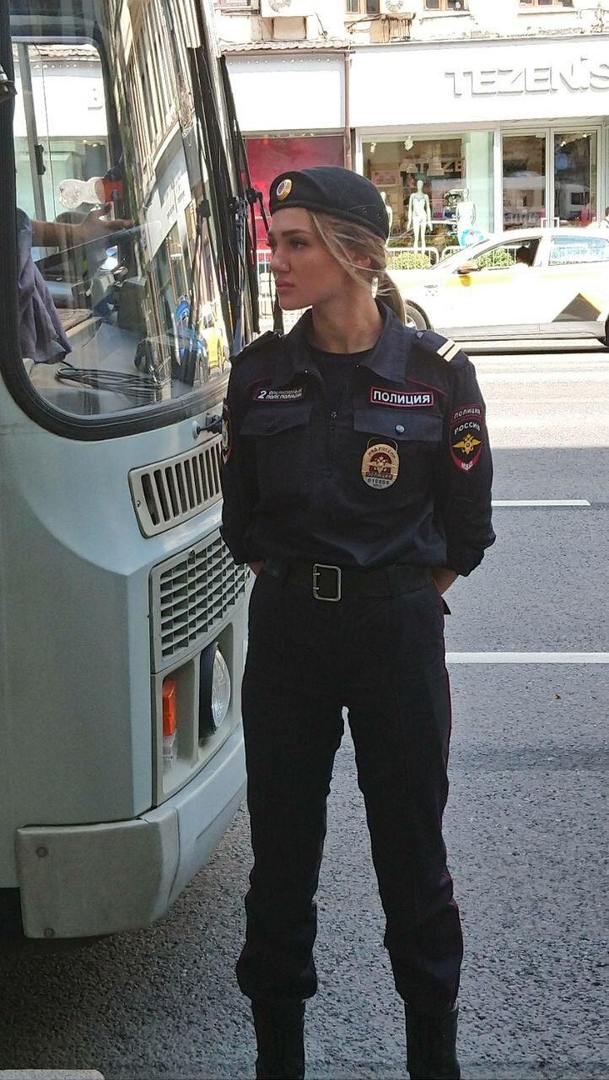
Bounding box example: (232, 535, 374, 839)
(308, 211, 406, 323)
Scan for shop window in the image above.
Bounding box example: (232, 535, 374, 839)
(364, 131, 493, 254)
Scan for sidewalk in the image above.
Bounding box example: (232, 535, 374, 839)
(0, 1072, 104, 1079)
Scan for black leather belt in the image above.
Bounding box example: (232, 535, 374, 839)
(263, 558, 432, 602)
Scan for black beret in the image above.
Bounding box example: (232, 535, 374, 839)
(269, 166, 389, 241)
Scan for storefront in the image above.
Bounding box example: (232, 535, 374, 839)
(225, 35, 609, 256)
(350, 35, 609, 251)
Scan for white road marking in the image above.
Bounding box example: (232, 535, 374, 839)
(492, 499, 591, 506)
(452, 500, 602, 666)
(447, 652, 609, 664)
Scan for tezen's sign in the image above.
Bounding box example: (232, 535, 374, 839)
(446, 57, 609, 96)
(349, 41, 609, 126)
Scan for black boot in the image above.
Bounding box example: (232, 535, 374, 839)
(405, 1003, 460, 1079)
(251, 999, 306, 1079)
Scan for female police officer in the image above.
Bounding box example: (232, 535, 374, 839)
(221, 166, 495, 1080)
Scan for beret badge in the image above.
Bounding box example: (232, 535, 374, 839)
(275, 178, 293, 201)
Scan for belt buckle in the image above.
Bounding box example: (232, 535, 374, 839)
(312, 563, 342, 602)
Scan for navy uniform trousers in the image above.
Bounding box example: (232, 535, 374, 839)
(236, 568, 463, 1014)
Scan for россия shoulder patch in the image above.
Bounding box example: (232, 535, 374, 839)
(449, 404, 484, 471)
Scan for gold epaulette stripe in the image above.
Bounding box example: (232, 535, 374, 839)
(436, 338, 461, 362)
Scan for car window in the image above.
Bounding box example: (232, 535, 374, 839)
(548, 235, 609, 266)
(471, 242, 518, 270)
(463, 238, 542, 271)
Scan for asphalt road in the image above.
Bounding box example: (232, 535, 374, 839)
(1, 345, 608, 1080)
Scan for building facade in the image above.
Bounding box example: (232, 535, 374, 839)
(215, 0, 609, 250)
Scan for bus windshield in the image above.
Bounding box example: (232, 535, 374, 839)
(7, 0, 254, 428)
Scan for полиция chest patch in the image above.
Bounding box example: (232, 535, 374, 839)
(370, 387, 434, 407)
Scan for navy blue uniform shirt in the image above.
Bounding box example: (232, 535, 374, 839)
(220, 303, 495, 576)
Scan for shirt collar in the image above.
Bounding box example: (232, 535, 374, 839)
(269, 303, 410, 388)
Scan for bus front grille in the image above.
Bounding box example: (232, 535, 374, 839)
(150, 530, 249, 671)
(130, 438, 223, 537)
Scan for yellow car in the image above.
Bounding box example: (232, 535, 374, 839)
(390, 227, 609, 346)
(199, 303, 228, 372)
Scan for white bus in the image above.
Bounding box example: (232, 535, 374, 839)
(0, 0, 259, 938)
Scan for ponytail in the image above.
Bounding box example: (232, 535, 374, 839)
(376, 270, 405, 323)
(309, 211, 409, 326)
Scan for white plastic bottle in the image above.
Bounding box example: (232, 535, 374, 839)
(57, 177, 105, 209)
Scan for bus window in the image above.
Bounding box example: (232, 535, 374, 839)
(9, 1, 246, 425)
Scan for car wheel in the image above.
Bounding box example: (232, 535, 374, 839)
(404, 303, 429, 331)
(604, 317, 609, 349)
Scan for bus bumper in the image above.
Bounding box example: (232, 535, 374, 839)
(15, 726, 246, 938)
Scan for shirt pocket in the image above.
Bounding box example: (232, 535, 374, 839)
(240, 402, 313, 503)
(348, 407, 444, 502)
(353, 407, 443, 445)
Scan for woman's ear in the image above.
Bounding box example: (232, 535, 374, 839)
(349, 248, 372, 269)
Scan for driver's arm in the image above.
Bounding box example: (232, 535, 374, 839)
(31, 207, 132, 250)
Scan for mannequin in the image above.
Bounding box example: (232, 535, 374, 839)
(380, 190, 393, 234)
(407, 179, 431, 253)
(456, 188, 476, 245)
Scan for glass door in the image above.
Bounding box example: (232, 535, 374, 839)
(553, 131, 596, 227)
(502, 132, 546, 230)
(502, 129, 599, 231)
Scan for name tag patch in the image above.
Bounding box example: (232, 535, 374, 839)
(450, 405, 483, 472)
(370, 387, 434, 408)
(253, 387, 305, 402)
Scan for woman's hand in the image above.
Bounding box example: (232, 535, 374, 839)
(432, 568, 458, 595)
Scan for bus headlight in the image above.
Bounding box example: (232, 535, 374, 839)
(199, 642, 231, 738)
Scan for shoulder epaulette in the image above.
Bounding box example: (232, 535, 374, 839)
(230, 330, 283, 364)
(413, 329, 468, 368)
